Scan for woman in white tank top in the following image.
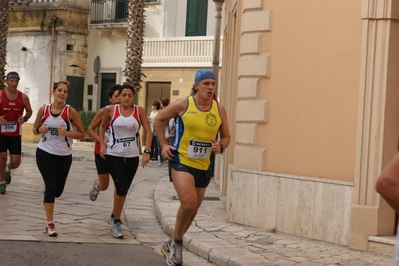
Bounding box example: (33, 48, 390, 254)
(98, 83, 152, 238)
(32, 81, 85, 237)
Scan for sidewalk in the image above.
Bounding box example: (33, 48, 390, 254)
(155, 180, 393, 266)
(9, 142, 395, 265)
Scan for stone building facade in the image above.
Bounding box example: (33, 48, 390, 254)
(219, 0, 399, 255)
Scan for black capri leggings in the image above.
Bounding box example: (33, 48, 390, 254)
(36, 148, 72, 203)
(105, 155, 139, 196)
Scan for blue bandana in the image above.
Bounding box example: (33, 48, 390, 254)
(194, 69, 215, 83)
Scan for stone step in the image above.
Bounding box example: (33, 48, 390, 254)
(368, 235, 395, 256)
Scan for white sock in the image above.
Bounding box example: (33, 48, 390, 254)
(5, 165, 9, 171)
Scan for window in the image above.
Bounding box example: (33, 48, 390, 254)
(186, 0, 208, 36)
(146, 0, 158, 3)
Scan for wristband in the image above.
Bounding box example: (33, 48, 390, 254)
(36, 126, 40, 134)
(23, 116, 28, 123)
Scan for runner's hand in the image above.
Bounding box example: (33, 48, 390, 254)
(162, 144, 176, 160)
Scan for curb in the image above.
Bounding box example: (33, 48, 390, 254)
(154, 176, 262, 266)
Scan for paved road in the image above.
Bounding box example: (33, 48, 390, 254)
(0, 142, 395, 265)
(0, 241, 165, 266)
(0, 143, 212, 266)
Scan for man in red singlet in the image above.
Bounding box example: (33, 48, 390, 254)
(0, 72, 32, 194)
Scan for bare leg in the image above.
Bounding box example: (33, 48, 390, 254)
(97, 173, 110, 191)
(8, 154, 21, 170)
(376, 152, 399, 213)
(112, 194, 126, 220)
(44, 202, 55, 221)
(170, 169, 206, 241)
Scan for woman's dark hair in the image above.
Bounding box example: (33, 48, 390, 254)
(152, 101, 161, 110)
(53, 81, 70, 91)
(119, 83, 135, 95)
(106, 84, 121, 98)
(161, 97, 170, 107)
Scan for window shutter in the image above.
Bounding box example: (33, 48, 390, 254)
(186, 0, 208, 36)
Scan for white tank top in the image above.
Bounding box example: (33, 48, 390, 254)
(37, 104, 74, 156)
(106, 104, 141, 158)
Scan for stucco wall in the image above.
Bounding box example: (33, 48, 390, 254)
(222, 0, 363, 246)
(260, 0, 362, 182)
(232, 0, 363, 182)
(7, 31, 88, 124)
(7, 5, 89, 142)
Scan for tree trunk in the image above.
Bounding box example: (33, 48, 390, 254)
(0, 0, 9, 90)
(125, 0, 146, 93)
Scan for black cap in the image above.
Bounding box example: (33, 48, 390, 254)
(6, 72, 20, 80)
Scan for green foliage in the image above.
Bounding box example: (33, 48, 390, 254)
(79, 111, 96, 132)
(40, 10, 63, 31)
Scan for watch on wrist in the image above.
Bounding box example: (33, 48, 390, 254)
(23, 116, 28, 123)
(143, 149, 151, 154)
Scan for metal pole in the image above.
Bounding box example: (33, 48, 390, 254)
(212, 0, 224, 98)
(49, 15, 56, 103)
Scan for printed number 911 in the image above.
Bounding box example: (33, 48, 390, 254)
(193, 147, 207, 154)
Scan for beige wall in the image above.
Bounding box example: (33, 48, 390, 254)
(221, 0, 398, 249)
(261, 1, 362, 182)
(141, 68, 199, 104)
(140, 67, 221, 107)
(232, 0, 363, 182)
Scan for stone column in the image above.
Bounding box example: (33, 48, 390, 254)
(349, 0, 399, 250)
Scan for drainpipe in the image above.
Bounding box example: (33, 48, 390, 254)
(49, 15, 56, 103)
(212, 0, 224, 98)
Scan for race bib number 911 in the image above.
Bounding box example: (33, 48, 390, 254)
(187, 140, 212, 159)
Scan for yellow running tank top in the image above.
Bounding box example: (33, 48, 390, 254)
(170, 96, 222, 170)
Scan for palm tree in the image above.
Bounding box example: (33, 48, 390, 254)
(0, 0, 9, 89)
(125, 0, 146, 92)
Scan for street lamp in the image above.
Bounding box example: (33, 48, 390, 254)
(212, 0, 225, 98)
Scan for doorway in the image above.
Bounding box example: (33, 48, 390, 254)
(100, 73, 117, 108)
(146, 82, 171, 115)
(66, 76, 84, 111)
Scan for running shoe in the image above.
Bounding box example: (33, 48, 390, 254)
(89, 180, 100, 201)
(5, 165, 11, 185)
(109, 218, 123, 238)
(161, 238, 171, 257)
(166, 241, 183, 266)
(0, 182, 6, 194)
(44, 222, 58, 236)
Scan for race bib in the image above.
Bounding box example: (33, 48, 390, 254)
(116, 136, 135, 151)
(1, 122, 17, 133)
(187, 140, 212, 159)
(48, 127, 59, 139)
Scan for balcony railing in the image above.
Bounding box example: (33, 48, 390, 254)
(9, 0, 59, 5)
(9, 0, 90, 9)
(90, 0, 159, 24)
(142, 36, 223, 68)
(90, 0, 128, 24)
